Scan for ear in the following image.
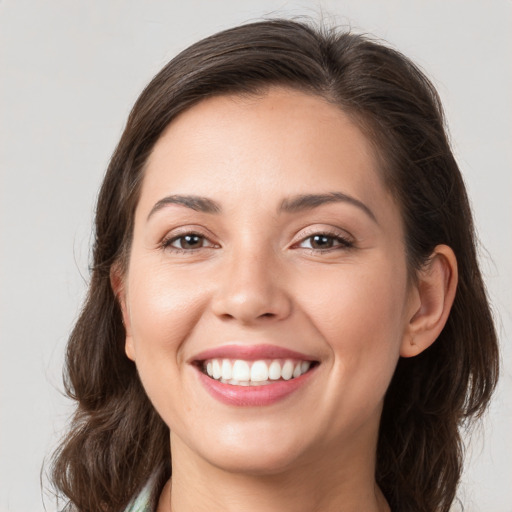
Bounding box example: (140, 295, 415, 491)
(110, 263, 135, 361)
(400, 244, 458, 358)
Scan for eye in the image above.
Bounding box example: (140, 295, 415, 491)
(298, 233, 353, 251)
(162, 232, 215, 251)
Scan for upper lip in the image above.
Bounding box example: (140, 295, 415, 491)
(190, 344, 317, 363)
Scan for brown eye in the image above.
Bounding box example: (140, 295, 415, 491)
(310, 235, 335, 249)
(298, 233, 353, 251)
(166, 233, 210, 250)
(178, 234, 203, 249)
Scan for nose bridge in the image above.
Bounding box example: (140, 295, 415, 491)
(211, 236, 291, 323)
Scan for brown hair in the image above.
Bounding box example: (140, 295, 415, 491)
(51, 19, 499, 512)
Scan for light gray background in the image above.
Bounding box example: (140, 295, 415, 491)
(1, 1, 510, 511)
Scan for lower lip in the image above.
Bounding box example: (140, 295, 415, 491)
(196, 367, 316, 406)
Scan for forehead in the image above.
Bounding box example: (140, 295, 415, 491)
(138, 87, 397, 223)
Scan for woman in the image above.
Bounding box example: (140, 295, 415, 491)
(51, 19, 499, 512)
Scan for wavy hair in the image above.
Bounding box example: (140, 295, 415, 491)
(51, 19, 499, 512)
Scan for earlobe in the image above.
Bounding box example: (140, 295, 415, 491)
(124, 335, 136, 361)
(110, 264, 136, 362)
(400, 244, 458, 358)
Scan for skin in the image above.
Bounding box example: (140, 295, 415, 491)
(113, 88, 457, 512)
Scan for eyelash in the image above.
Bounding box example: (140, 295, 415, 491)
(295, 231, 354, 253)
(161, 230, 354, 254)
(161, 231, 216, 253)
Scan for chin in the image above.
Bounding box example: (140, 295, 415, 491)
(191, 422, 315, 476)
(207, 445, 308, 477)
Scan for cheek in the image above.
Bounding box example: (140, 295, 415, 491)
(299, 258, 408, 375)
(124, 262, 213, 429)
(296, 260, 408, 437)
(126, 260, 209, 360)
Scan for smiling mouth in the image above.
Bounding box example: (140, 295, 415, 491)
(199, 358, 318, 387)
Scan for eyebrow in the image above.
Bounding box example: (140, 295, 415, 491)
(147, 194, 222, 220)
(147, 191, 377, 224)
(279, 192, 377, 223)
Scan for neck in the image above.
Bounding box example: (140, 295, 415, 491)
(160, 431, 390, 512)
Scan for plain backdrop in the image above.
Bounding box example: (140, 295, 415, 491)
(1, 1, 510, 511)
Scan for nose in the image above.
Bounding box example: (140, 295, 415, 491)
(211, 247, 292, 324)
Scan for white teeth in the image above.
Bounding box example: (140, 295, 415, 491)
(232, 360, 250, 381)
(212, 359, 222, 379)
(250, 360, 269, 382)
(281, 360, 294, 380)
(221, 359, 232, 380)
(268, 360, 282, 380)
(204, 357, 314, 385)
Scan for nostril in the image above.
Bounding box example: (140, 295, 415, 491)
(218, 313, 235, 321)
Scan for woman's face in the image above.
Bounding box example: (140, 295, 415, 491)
(118, 88, 419, 475)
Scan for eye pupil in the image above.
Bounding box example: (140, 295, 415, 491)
(181, 234, 202, 249)
(311, 235, 333, 249)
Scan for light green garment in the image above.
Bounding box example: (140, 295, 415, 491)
(61, 475, 156, 512)
(123, 477, 155, 512)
